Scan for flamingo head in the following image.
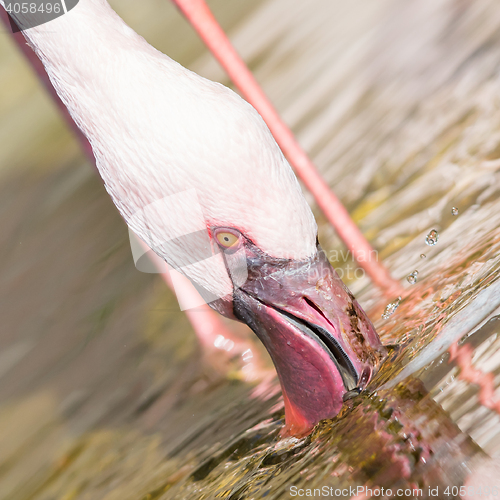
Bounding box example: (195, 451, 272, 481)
(209, 227, 386, 437)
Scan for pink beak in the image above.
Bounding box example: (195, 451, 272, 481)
(232, 247, 387, 437)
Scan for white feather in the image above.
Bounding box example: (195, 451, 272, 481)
(6, 0, 317, 299)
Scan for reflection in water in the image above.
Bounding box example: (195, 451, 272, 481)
(1, 0, 500, 498)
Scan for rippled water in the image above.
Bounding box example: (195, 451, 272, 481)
(1, 0, 500, 498)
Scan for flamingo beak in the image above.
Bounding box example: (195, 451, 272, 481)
(232, 246, 387, 437)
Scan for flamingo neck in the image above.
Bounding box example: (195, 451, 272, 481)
(8, 0, 176, 141)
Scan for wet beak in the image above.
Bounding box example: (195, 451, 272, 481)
(233, 247, 386, 437)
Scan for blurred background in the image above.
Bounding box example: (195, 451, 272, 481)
(1, 0, 500, 497)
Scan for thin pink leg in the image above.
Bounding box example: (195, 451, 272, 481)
(0, 9, 266, 380)
(172, 0, 402, 295)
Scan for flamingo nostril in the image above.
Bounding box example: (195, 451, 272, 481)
(302, 296, 337, 330)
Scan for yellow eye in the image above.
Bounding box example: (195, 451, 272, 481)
(216, 231, 239, 248)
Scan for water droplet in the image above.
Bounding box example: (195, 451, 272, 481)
(382, 296, 401, 319)
(451, 207, 459, 216)
(420, 254, 426, 259)
(407, 270, 418, 284)
(287, 341, 291, 346)
(425, 229, 439, 246)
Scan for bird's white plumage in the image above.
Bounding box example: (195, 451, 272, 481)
(8, 0, 317, 299)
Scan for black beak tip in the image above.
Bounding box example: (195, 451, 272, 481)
(342, 387, 362, 402)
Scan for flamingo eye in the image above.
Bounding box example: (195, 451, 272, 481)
(214, 228, 242, 250)
(216, 231, 239, 248)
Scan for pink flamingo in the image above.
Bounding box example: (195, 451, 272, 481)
(2, 0, 389, 436)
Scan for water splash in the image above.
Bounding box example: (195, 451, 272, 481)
(382, 296, 402, 319)
(407, 270, 418, 284)
(425, 229, 439, 246)
(451, 207, 459, 216)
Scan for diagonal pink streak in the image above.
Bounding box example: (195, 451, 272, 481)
(449, 341, 500, 415)
(171, 0, 402, 295)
